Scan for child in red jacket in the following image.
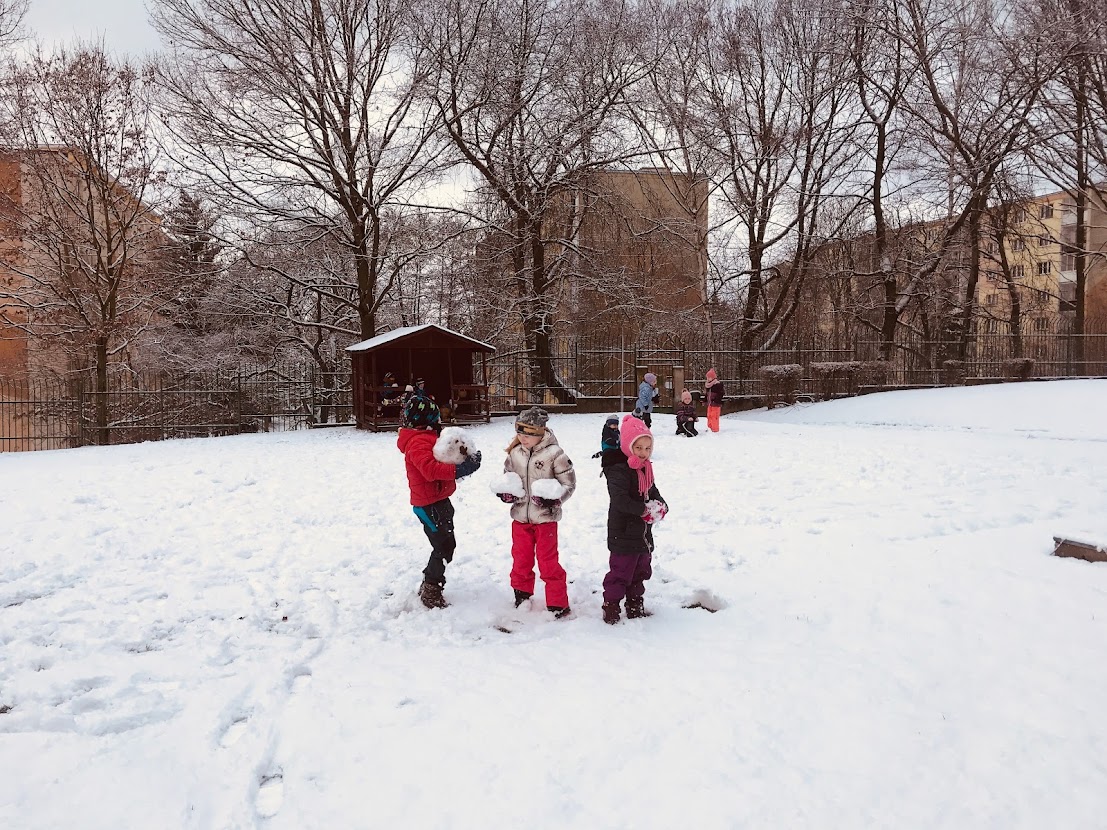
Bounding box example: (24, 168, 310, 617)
(397, 394, 481, 609)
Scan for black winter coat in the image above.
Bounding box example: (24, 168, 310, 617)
(601, 448, 666, 553)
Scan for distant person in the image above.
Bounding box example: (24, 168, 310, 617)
(396, 394, 481, 609)
(491, 407, 577, 618)
(675, 389, 698, 437)
(599, 414, 667, 624)
(634, 372, 659, 428)
(704, 368, 724, 433)
(592, 414, 620, 459)
(379, 371, 403, 415)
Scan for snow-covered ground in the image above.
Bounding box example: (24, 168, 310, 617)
(2, 379, 1106, 829)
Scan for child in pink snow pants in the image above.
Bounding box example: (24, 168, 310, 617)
(492, 407, 577, 618)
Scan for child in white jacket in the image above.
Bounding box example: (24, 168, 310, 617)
(491, 407, 577, 617)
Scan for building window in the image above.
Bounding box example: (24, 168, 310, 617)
(1062, 245, 1077, 272)
(1011, 237, 1026, 251)
(985, 293, 997, 306)
(1038, 235, 1051, 247)
(1012, 264, 1025, 278)
(1033, 317, 1050, 333)
(1040, 203, 1054, 219)
(1037, 260, 1052, 275)
(1059, 280, 1077, 313)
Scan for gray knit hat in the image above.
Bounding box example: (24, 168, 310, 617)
(515, 406, 549, 431)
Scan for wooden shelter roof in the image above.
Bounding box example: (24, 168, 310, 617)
(345, 324, 496, 354)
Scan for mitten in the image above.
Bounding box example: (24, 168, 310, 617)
(498, 492, 517, 504)
(531, 496, 561, 510)
(643, 499, 667, 523)
(454, 450, 482, 480)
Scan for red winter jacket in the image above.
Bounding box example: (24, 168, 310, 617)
(397, 427, 458, 507)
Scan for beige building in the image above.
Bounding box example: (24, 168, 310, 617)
(559, 167, 708, 342)
(976, 188, 1107, 334)
(0, 147, 167, 380)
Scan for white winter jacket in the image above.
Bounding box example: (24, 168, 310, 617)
(503, 428, 576, 524)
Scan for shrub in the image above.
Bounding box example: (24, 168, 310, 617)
(808, 361, 862, 400)
(758, 364, 803, 407)
(1002, 357, 1035, 381)
(941, 359, 966, 386)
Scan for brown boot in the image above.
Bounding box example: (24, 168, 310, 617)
(602, 601, 621, 625)
(625, 598, 653, 619)
(418, 581, 448, 609)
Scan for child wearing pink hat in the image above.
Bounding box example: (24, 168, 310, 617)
(704, 368, 724, 433)
(598, 414, 668, 624)
(675, 388, 698, 437)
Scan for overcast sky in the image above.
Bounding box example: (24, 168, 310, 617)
(25, 0, 162, 56)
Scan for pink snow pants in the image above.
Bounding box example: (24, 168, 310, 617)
(510, 520, 568, 607)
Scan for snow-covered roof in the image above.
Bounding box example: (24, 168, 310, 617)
(345, 324, 496, 353)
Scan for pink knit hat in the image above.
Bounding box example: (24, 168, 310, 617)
(706, 367, 718, 382)
(681, 389, 692, 404)
(620, 414, 655, 493)
(620, 413, 652, 457)
(644, 372, 657, 384)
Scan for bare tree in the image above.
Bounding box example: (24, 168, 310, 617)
(416, 0, 650, 400)
(632, 0, 724, 353)
(151, 0, 452, 346)
(895, 0, 1055, 359)
(0, 44, 170, 441)
(696, 0, 864, 364)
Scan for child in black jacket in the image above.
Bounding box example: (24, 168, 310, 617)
(675, 389, 698, 437)
(600, 414, 667, 624)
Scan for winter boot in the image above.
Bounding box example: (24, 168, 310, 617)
(625, 598, 653, 619)
(602, 601, 621, 625)
(514, 589, 533, 608)
(418, 581, 449, 609)
(547, 605, 571, 619)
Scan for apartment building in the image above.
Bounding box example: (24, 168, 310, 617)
(0, 147, 167, 380)
(561, 168, 708, 342)
(977, 188, 1107, 335)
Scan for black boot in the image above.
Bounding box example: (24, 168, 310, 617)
(625, 598, 653, 619)
(547, 605, 571, 619)
(418, 581, 448, 609)
(602, 601, 621, 625)
(514, 589, 533, 608)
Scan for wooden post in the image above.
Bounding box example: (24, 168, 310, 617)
(1052, 536, 1107, 563)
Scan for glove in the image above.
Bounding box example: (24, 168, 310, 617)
(454, 450, 482, 480)
(591, 451, 602, 459)
(498, 492, 517, 504)
(531, 496, 561, 510)
(642, 499, 667, 524)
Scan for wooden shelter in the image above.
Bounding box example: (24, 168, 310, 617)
(346, 324, 496, 431)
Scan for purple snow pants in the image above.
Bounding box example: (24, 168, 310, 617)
(602, 551, 653, 603)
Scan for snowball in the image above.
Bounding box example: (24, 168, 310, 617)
(490, 471, 525, 498)
(644, 499, 667, 522)
(433, 427, 478, 465)
(531, 479, 566, 500)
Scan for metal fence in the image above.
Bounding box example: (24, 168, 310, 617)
(5, 332, 1107, 452)
(487, 332, 1107, 406)
(0, 363, 352, 453)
